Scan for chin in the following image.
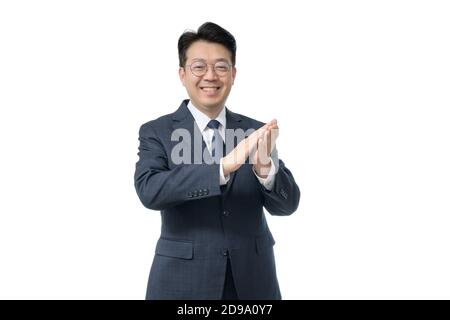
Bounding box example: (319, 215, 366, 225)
(198, 97, 224, 108)
(201, 102, 222, 110)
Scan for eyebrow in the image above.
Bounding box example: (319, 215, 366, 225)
(191, 58, 230, 63)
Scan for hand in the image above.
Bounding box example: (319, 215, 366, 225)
(221, 120, 275, 176)
(252, 120, 279, 178)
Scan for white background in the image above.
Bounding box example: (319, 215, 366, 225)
(1, 0, 449, 299)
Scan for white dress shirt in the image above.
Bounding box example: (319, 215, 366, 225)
(187, 101, 275, 190)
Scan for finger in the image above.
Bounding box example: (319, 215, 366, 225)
(248, 129, 263, 146)
(263, 119, 277, 131)
(255, 126, 267, 140)
(266, 121, 278, 133)
(260, 131, 268, 155)
(265, 130, 271, 152)
(271, 126, 279, 139)
(252, 119, 277, 141)
(258, 132, 270, 166)
(237, 133, 259, 163)
(269, 127, 279, 152)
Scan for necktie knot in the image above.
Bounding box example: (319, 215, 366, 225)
(207, 120, 221, 130)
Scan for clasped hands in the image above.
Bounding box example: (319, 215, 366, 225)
(222, 119, 279, 178)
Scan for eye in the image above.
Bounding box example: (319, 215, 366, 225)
(192, 63, 206, 70)
(215, 64, 230, 72)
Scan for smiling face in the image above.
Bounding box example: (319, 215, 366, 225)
(179, 40, 236, 118)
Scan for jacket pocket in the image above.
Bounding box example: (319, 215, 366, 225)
(155, 238, 194, 260)
(255, 232, 276, 255)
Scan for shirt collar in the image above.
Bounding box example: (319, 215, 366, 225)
(187, 100, 227, 131)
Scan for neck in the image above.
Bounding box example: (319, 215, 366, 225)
(191, 102, 224, 119)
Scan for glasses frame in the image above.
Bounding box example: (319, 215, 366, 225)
(185, 61, 233, 77)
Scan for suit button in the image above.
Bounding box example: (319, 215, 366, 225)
(223, 210, 229, 216)
(222, 249, 228, 256)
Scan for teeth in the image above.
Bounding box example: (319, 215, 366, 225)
(201, 87, 219, 92)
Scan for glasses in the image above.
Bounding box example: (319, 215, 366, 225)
(186, 61, 232, 77)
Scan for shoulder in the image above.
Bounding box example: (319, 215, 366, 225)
(138, 113, 173, 136)
(139, 99, 190, 136)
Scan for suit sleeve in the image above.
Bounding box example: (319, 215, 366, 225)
(134, 123, 222, 211)
(259, 148, 301, 216)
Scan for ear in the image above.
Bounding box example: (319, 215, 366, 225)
(231, 66, 237, 85)
(179, 67, 186, 86)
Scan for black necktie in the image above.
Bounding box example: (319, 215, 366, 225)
(207, 119, 224, 162)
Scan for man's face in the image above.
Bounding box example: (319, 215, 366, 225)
(179, 41, 236, 114)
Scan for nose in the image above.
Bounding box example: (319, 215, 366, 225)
(203, 65, 219, 80)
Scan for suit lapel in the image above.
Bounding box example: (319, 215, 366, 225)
(223, 108, 243, 194)
(171, 100, 212, 165)
(171, 100, 245, 194)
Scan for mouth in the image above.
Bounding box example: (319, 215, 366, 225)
(200, 86, 221, 94)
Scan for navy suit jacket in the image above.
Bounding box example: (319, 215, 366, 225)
(134, 99, 300, 299)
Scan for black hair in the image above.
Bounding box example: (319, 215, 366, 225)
(178, 22, 236, 67)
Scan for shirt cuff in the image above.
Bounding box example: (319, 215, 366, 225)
(219, 158, 230, 185)
(253, 158, 276, 191)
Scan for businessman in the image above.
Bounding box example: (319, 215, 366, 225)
(134, 22, 300, 300)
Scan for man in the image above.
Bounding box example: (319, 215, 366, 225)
(134, 22, 300, 300)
